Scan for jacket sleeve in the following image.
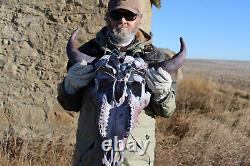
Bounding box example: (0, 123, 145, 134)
(57, 78, 83, 112)
(144, 88, 176, 118)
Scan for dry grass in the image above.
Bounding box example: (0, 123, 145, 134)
(176, 73, 249, 113)
(155, 74, 250, 166)
(1, 74, 249, 166)
(176, 74, 216, 112)
(0, 133, 74, 166)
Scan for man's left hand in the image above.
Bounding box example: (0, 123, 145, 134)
(145, 67, 172, 101)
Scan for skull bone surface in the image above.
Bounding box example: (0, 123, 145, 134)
(92, 50, 151, 165)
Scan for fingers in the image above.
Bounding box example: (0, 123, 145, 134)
(77, 71, 95, 80)
(157, 67, 172, 83)
(69, 70, 95, 88)
(64, 60, 95, 94)
(146, 68, 167, 83)
(145, 68, 157, 84)
(145, 74, 157, 92)
(72, 64, 93, 73)
(146, 67, 171, 84)
(71, 60, 88, 71)
(145, 67, 173, 97)
(74, 77, 93, 87)
(70, 65, 95, 81)
(150, 68, 167, 83)
(70, 65, 94, 76)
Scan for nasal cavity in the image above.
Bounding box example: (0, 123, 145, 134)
(115, 81, 125, 102)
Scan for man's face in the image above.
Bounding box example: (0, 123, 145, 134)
(108, 9, 139, 30)
(107, 9, 141, 44)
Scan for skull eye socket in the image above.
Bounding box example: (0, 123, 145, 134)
(115, 81, 125, 102)
(126, 73, 144, 97)
(127, 81, 141, 97)
(97, 78, 114, 103)
(98, 79, 113, 91)
(96, 70, 115, 100)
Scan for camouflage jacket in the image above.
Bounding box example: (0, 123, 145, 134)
(57, 26, 176, 118)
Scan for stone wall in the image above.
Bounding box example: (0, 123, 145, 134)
(0, 0, 111, 142)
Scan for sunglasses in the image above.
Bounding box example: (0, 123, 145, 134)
(109, 10, 137, 21)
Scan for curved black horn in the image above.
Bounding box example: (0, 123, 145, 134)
(148, 37, 186, 72)
(66, 27, 95, 64)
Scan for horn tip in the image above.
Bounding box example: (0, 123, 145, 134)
(73, 27, 80, 34)
(75, 27, 80, 32)
(179, 37, 186, 49)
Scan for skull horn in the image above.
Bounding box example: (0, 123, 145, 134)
(148, 37, 186, 72)
(66, 27, 95, 64)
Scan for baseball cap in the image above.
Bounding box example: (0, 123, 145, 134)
(107, 0, 142, 15)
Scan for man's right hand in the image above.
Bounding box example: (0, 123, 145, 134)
(64, 60, 95, 94)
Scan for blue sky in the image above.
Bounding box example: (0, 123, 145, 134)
(151, 0, 250, 61)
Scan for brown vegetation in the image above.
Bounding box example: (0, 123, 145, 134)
(1, 62, 250, 165)
(155, 73, 250, 165)
(0, 133, 73, 166)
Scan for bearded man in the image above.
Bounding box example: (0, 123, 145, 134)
(57, 0, 176, 165)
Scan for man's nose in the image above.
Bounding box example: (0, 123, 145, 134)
(119, 17, 127, 23)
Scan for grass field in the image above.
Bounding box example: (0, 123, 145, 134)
(155, 59, 250, 165)
(1, 59, 250, 166)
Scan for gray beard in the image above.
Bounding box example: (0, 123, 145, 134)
(108, 27, 138, 47)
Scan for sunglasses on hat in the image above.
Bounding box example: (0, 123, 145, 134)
(109, 10, 137, 21)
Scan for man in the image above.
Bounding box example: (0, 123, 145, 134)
(57, 0, 176, 165)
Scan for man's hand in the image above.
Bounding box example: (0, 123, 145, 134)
(145, 67, 172, 101)
(64, 60, 95, 94)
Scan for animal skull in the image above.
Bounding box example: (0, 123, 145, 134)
(93, 51, 151, 165)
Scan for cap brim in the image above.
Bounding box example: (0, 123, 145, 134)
(109, 6, 139, 15)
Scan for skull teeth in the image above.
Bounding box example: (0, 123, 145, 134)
(129, 94, 137, 131)
(99, 95, 111, 137)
